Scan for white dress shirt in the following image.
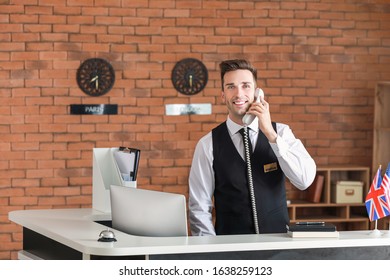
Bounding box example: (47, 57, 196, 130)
(188, 116, 316, 236)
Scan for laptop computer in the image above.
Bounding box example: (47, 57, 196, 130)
(109, 185, 188, 237)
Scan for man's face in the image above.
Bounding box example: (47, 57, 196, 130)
(221, 69, 256, 124)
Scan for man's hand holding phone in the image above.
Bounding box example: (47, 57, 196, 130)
(243, 88, 277, 143)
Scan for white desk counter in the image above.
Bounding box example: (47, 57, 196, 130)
(8, 208, 390, 260)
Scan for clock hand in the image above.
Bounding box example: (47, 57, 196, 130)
(90, 76, 99, 89)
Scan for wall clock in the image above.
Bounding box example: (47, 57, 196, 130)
(171, 58, 208, 95)
(76, 58, 115, 96)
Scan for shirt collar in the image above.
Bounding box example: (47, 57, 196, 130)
(226, 115, 259, 135)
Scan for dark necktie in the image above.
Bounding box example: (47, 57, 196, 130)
(239, 127, 253, 159)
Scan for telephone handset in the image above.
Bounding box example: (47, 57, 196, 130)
(242, 88, 264, 126)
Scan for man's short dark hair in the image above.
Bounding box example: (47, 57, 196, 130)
(219, 59, 257, 90)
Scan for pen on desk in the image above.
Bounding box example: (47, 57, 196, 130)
(296, 221, 325, 225)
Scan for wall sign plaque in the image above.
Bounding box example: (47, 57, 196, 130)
(165, 103, 211, 115)
(70, 104, 118, 115)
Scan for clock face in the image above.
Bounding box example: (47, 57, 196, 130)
(171, 58, 208, 95)
(76, 58, 115, 96)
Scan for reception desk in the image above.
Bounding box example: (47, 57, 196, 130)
(8, 208, 390, 260)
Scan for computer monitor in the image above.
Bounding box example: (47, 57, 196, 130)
(109, 185, 188, 237)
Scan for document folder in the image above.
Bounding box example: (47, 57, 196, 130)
(114, 147, 140, 181)
(286, 222, 339, 238)
(93, 148, 139, 213)
(286, 222, 336, 232)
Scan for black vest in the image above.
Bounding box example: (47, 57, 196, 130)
(212, 122, 289, 235)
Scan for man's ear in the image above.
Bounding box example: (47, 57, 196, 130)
(221, 91, 226, 103)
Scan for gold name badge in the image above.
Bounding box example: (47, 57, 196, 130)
(264, 162, 278, 173)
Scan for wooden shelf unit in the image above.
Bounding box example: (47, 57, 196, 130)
(373, 82, 390, 230)
(373, 81, 390, 173)
(288, 166, 370, 230)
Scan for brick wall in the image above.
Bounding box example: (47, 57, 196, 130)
(1, 0, 390, 259)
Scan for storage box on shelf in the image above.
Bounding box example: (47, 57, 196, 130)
(288, 166, 370, 231)
(331, 181, 363, 204)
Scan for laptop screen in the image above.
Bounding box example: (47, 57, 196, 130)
(110, 185, 188, 237)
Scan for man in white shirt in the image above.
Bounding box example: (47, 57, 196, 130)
(188, 59, 316, 236)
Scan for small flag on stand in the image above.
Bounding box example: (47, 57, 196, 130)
(381, 163, 390, 204)
(365, 165, 390, 221)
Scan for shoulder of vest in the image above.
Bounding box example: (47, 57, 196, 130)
(212, 122, 227, 133)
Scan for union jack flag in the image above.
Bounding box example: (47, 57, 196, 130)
(365, 166, 390, 221)
(381, 163, 390, 206)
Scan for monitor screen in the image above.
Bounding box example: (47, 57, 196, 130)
(110, 185, 188, 237)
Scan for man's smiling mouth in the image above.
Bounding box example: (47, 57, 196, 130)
(233, 100, 248, 106)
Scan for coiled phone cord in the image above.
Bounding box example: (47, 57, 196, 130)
(243, 126, 260, 234)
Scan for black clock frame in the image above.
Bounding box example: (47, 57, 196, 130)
(171, 58, 208, 95)
(76, 58, 115, 97)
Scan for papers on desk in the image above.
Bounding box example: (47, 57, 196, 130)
(113, 147, 140, 182)
(287, 231, 340, 238)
